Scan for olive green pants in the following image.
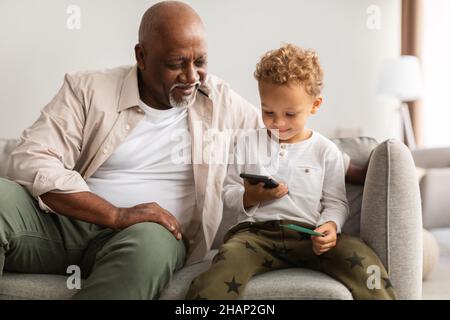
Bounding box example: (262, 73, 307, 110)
(0, 178, 186, 299)
(186, 220, 397, 300)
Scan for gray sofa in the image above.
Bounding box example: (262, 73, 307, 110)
(0, 137, 423, 299)
(412, 147, 450, 229)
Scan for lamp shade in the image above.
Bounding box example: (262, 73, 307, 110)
(377, 55, 424, 102)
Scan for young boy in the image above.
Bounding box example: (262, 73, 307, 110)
(186, 44, 396, 300)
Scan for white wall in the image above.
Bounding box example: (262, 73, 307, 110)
(0, 0, 401, 141)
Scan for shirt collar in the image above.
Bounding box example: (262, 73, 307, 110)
(118, 64, 140, 112)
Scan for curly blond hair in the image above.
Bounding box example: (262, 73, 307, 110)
(254, 43, 324, 97)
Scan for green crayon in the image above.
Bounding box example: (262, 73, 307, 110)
(282, 224, 325, 237)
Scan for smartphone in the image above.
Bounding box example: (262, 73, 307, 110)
(239, 173, 279, 189)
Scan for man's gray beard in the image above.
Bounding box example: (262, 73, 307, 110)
(169, 86, 199, 108)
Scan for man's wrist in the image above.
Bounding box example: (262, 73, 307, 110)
(112, 206, 124, 230)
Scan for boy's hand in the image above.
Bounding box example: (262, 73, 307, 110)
(311, 221, 337, 255)
(243, 179, 289, 208)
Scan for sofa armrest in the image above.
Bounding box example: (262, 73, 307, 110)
(360, 139, 423, 299)
(420, 167, 450, 229)
(412, 147, 450, 169)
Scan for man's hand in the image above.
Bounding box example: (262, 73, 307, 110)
(115, 202, 182, 240)
(243, 179, 289, 208)
(41, 192, 183, 240)
(311, 221, 338, 255)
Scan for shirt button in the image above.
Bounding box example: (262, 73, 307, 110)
(103, 148, 109, 155)
(125, 124, 131, 131)
(305, 168, 310, 173)
(137, 109, 144, 114)
(280, 151, 285, 157)
(280, 144, 286, 149)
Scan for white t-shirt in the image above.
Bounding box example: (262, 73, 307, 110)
(223, 130, 349, 233)
(86, 100, 195, 232)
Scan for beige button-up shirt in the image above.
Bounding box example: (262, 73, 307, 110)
(7, 65, 262, 265)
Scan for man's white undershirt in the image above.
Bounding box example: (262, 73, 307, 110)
(86, 100, 195, 232)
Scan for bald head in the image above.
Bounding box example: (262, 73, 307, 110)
(138, 1, 205, 44)
(134, 1, 208, 110)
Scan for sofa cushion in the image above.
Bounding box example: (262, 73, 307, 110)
(0, 273, 75, 300)
(0, 250, 352, 300)
(331, 137, 378, 236)
(158, 250, 353, 300)
(0, 139, 19, 179)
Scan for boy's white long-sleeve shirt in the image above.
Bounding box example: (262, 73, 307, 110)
(223, 130, 349, 233)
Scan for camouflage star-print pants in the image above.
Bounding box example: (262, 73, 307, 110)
(186, 220, 397, 300)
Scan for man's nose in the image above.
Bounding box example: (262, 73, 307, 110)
(180, 64, 199, 85)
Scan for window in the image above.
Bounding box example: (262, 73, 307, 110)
(422, 0, 450, 147)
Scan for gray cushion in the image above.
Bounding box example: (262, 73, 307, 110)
(0, 139, 19, 178)
(161, 251, 352, 300)
(0, 250, 352, 300)
(331, 137, 379, 236)
(0, 273, 75, 300)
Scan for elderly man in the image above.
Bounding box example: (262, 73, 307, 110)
(0, 1, 260, 299)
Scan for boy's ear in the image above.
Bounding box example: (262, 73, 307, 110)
(310, 96, 323, 114)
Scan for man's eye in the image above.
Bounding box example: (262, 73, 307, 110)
(167, 63, 183, 69)
(195, 60, 207, 67)
(286, 113, 296, 117)
(264, 111, 274, 116)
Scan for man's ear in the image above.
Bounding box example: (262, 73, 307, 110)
(134, 44, 146, 70)
(310, 96, 323, 114)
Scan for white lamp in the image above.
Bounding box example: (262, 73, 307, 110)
(377, 55, 424, 149)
